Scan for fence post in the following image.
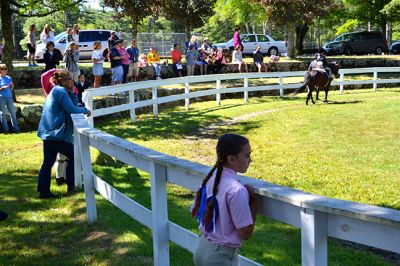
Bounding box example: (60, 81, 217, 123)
(185, 82, 190, 111)
(279, 76, 284, 98)
(84, 95, 94, 127)
(79, 133, 97, 224)
(216, 79, 221, 105)
(152, 87, 158, 118)
(373, 71, 378, 91)
(339, 73, 345, 94)
(150, 161, 170, 266)
(301, 208, 327, 266)
(244, 78, 249, 102)
(73, 127, 83, 189)
(129, 89, 136, 123)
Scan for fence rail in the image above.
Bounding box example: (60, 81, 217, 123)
(82, 67, 400, 126)
(72, 113, 400, 266)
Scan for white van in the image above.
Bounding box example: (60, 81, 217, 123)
(35, 29, 120, 62)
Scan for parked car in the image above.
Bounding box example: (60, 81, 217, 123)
(323, 31, 388, 55)
(35, 30, 120, 62)
(390, 41, 400, 54)
(214, 34, 287, 55)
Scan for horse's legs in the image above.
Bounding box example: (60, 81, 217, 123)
(324, 83, 331, 102)
(316, 87, 320, 100)
(306, 86, 314, 105)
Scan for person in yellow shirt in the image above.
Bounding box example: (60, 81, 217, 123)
(147, 47, 162, 80)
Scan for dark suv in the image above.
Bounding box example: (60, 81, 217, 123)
(323, 31, 388, 55)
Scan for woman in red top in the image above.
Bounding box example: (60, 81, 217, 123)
(171, 43, 183, 77)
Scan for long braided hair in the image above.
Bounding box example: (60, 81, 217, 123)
(192, 134, 249, 232)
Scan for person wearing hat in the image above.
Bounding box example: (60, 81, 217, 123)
(201, 37, 213, 56)
(147, 47, 162, 80)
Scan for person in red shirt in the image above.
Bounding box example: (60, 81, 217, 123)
(171, 43, 183, 77)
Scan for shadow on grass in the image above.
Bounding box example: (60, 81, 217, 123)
(326, 100, 364, 105)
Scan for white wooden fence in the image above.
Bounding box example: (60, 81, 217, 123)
(72, 112, 400, 266)
(82, 67, 400, 126)
(75, 67, 400, 265)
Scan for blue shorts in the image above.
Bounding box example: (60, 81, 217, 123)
(111, 65, 123, 82)
(93, 63, 104, 76)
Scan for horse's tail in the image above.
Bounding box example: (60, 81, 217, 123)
(293, 72, 310, 95)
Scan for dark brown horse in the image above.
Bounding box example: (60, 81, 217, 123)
(294, 62, 340, 105)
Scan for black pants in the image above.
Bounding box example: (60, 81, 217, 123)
(37, 140, 74, 193)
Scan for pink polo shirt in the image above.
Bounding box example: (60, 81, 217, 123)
(199, 167, 253, 248)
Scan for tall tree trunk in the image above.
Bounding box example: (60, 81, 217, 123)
(295, 23, 309, 55)
(262, 21, 266, 35)
(245, 23, 250, 34)
(386, 21, 392, 49)
(1, 0, 14, 70)
(252, 24, 255, 34)
(185, 22, 191, 41)
(131, 20, 138, 39)
(287, 23, 296, 58)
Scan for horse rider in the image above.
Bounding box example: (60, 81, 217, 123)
(308, 52, 334, 79)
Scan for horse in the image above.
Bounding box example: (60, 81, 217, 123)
(294, 61, 340, 105)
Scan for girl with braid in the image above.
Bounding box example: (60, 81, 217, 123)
(192, 134, 257, 266)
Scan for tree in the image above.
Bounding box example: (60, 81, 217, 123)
(0, 0, 81, 69)
(258, 0, 340, 58)
(103, 0, 157, 39)
(381, 0, 400, 19)
(159, 0, 216, 39)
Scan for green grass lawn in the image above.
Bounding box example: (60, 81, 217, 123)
(1, 88, 399, 265)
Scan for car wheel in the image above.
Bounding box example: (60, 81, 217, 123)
(344, 46, 352, 56)
(375, 46, 383, 55)
(268, 47, 278, 56)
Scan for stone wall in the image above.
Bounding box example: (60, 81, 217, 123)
(9, 58, 400, 131)
(10, 58, 400, 90)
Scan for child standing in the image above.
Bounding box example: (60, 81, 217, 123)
(186, 45, 198, 76)
(92, 41, 104, 88)
(27, 24, 38, 67)
(0, 64, 20, 133)
(75, 74, 89, 105)
(192, 134, 257, 266)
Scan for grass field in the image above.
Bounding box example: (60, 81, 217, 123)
(1, 88, 399, 265)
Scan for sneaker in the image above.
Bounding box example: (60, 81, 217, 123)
(28, 63, 33, 67)
(39, 192, 57, 199)
(156, 76, 161, 80)
(33, 63, 39, 67)
(56, 177, 66, 186)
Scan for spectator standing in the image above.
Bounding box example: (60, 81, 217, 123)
(147, 47, 162, 80)
(40, 24, 55, 45)
(171, 43, 183, 77)
(186, 35, 199, 52)
(118, 40, 130, 83)
(208, 46, 224, 74)
(232, 45, 248, 73)
(37, 70, 90, 198)
(191, 134, 257, 266)
(72, 24, 80, 61)
(66, 28, 74, 44)
(27, 24, 38, 67)
(64, 42, 80, 82)
(233, 26, 243, 52)
(253, 46, 267, 73)
(43, 41, 62, 72)
(127, 39, 140, 82)
(0, 64, 20, 133)
(92, 41, 104, 88)
(186, 45, 198, 76)
(75, 74, 89, 105)
(109, 40, 124, 85)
